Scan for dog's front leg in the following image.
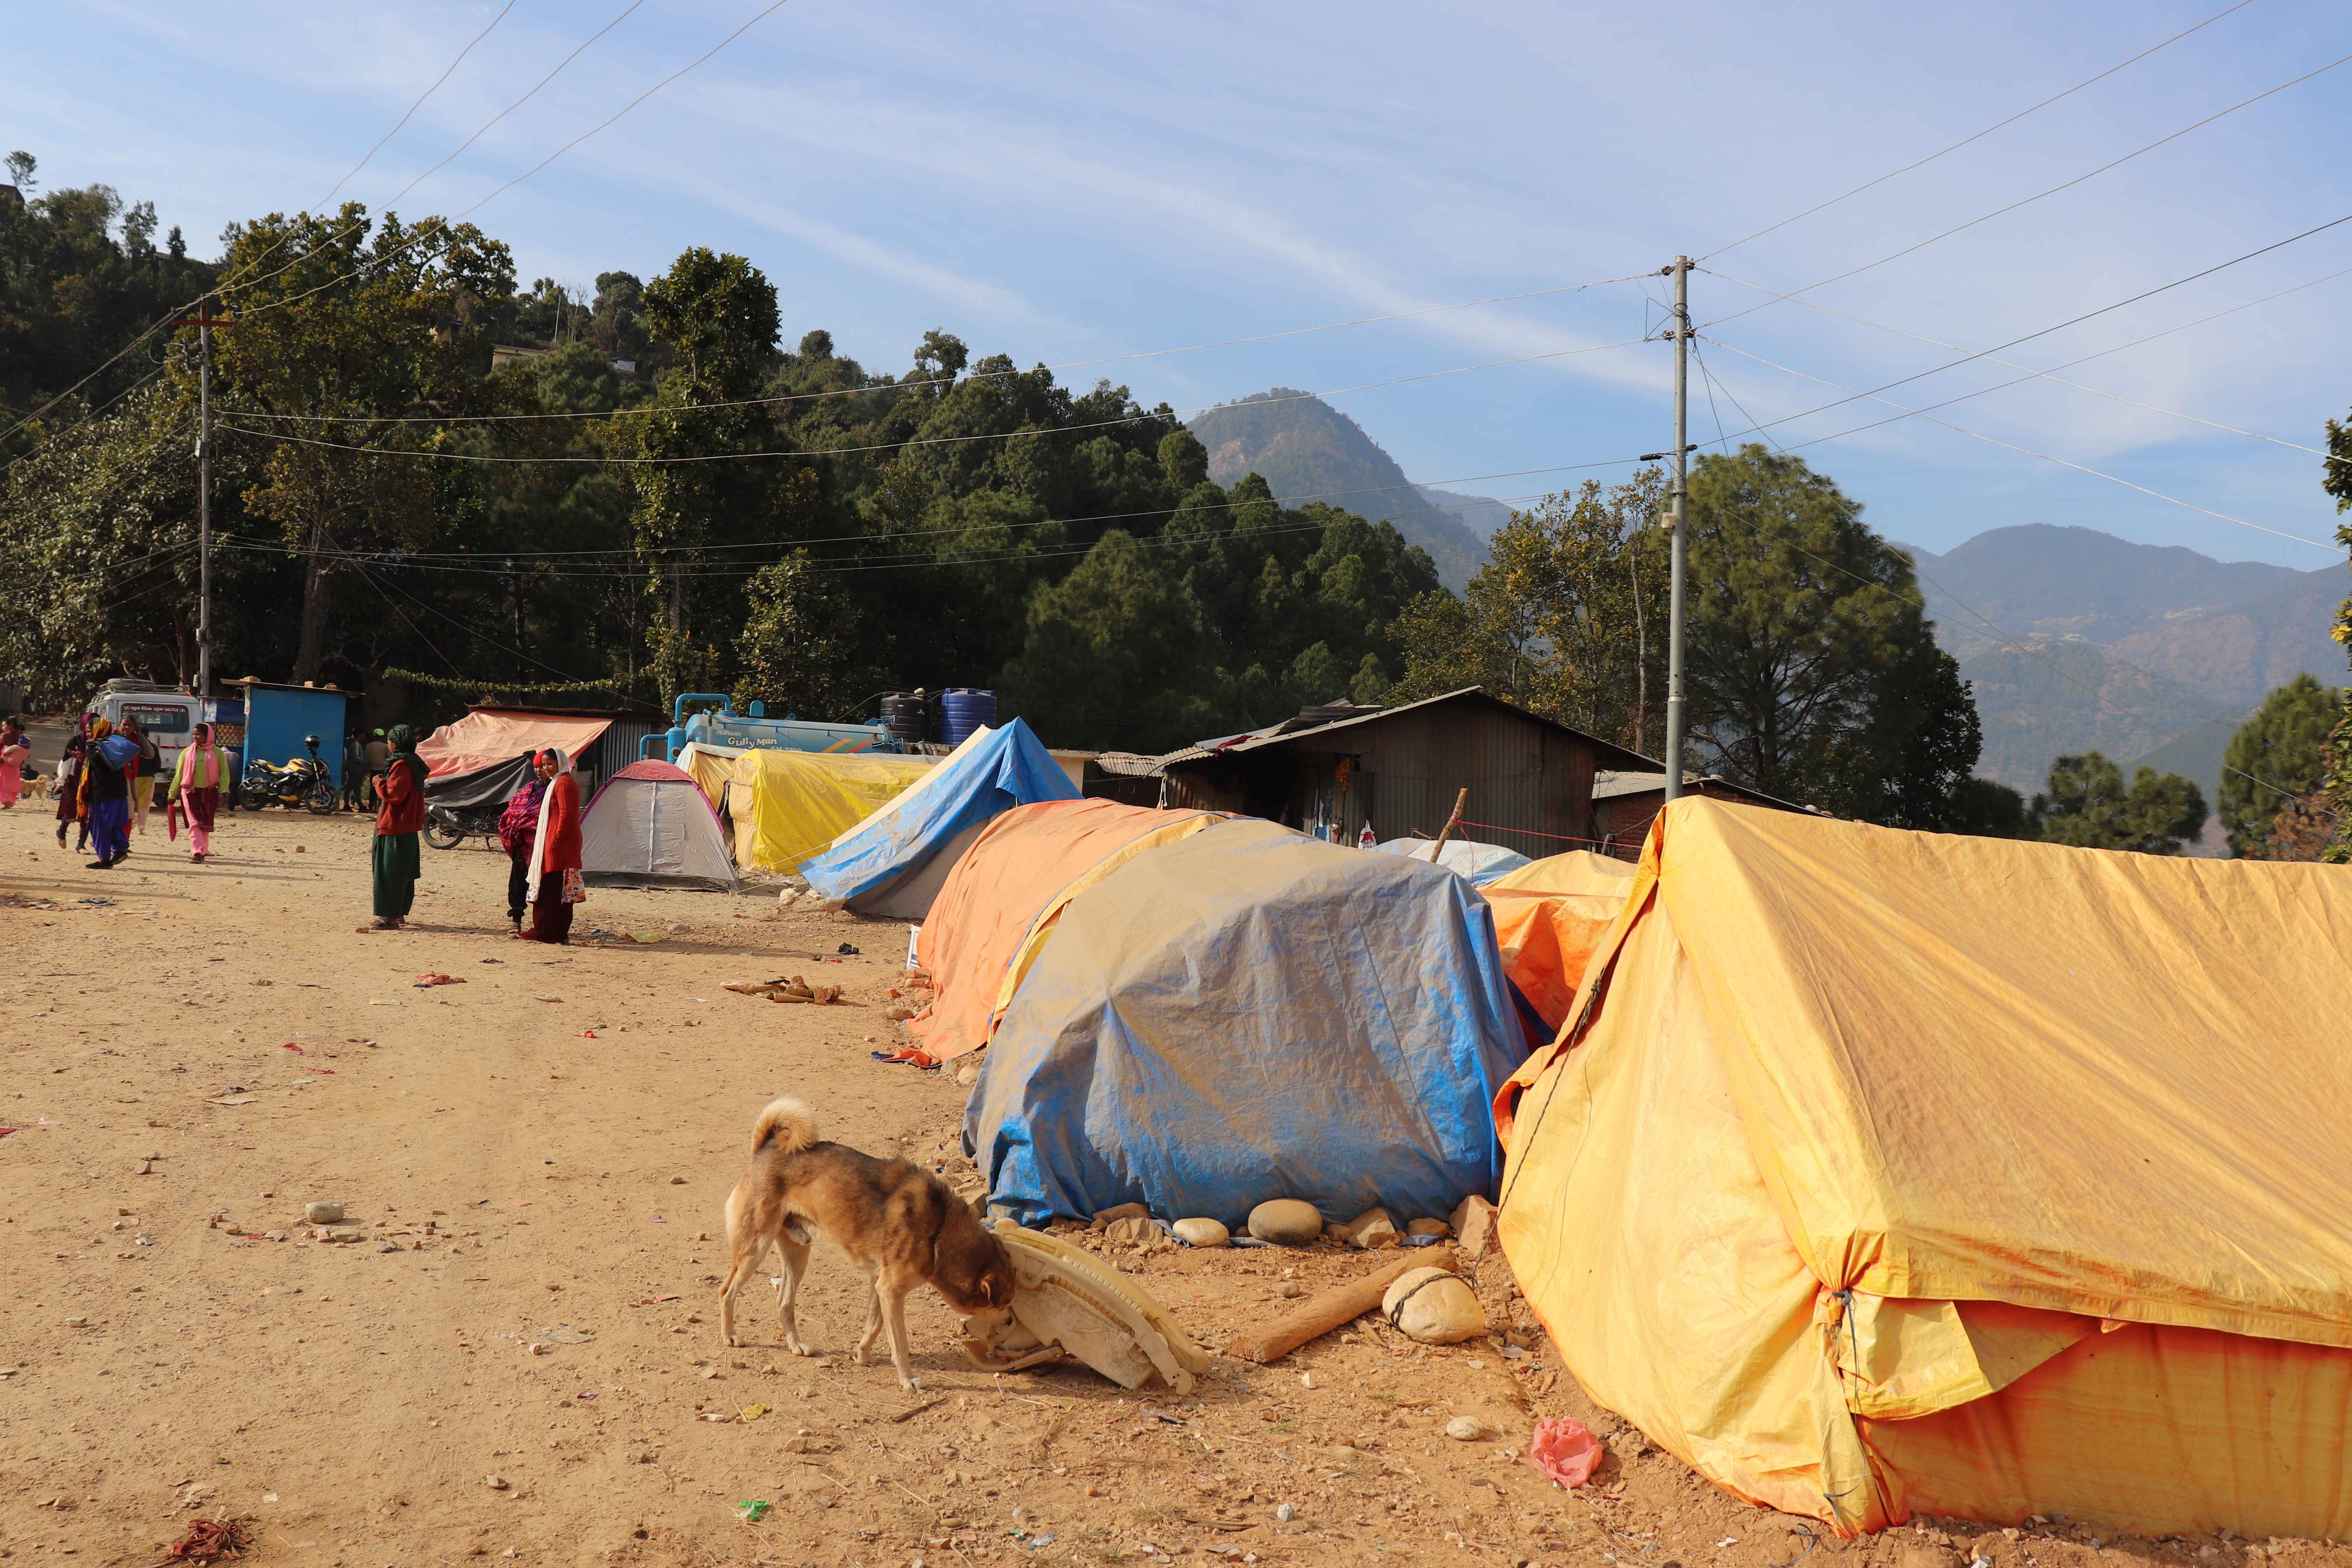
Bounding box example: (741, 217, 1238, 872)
(881, 1283, 920, 1392)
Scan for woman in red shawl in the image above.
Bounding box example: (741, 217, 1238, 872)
(525, 747, 584, 944)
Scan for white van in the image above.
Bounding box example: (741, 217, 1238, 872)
(83, 680, 203, 776)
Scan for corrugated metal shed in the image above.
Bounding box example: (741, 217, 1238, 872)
(1158, 687, 1657, 857)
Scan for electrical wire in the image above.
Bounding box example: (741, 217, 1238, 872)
(1704, 49, 2352, 328)
(1701, 261, 2352, 466)
(1693, 348, 2314, 818)
(211, 338, 1652, 465)
(221, 269, 1659, 426)
(1700, 0, 2255, 260)
(317, 1, 521, 206)
(1696, 330, 2345, 555)
(1682, 212, 2352, 455)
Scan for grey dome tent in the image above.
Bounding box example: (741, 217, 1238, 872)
(579, 760, 735, 892)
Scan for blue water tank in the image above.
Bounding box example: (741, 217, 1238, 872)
(940, 688, 996, 746)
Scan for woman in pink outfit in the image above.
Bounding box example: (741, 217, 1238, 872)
(168, 723, 225, 861)
(0, 717, 27, 809)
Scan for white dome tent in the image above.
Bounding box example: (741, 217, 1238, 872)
(579, 760, 736, 893)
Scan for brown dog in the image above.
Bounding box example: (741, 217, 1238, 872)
(719, 1097, 1014, 1390)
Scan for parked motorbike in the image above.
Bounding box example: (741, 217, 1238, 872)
(424, 800, 503, 851)
(240, 734, 339, 815)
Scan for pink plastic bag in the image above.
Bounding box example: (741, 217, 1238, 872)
(1528, 1416, 1605, 1487)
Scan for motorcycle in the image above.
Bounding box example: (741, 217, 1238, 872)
(241, 734, 340, 815)
(425, 800, 504, 851)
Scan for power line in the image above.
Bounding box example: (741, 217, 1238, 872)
(1683, 212, 2352, 456)
(1704, 49, 2352, 327)
(318, 1, 521, 206)
(1700, 261, 2352, 466)
(220, 269, 1659, 426)
(1700, 0, 2255, 260)
(1697, 329, 2344, 555)
(212, 338, 1652, 465)
(1687, 345, 2323, 816)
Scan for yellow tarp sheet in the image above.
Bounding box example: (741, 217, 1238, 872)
(675, 742, 742, 808)
(1483, 850, 1635, 1031)
(1497, 799, 2352, 1540)
(726, 748, 935, 873)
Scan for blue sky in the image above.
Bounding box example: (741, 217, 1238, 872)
(15, 0, 2352, 569)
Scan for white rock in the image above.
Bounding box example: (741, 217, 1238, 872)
(1445, 1416, 1494, 1442)
(1380, 1266, 1487, 1344)
(303, 1201, 344, 1224)
(1246, 1199, 1323, 1245)
(1343, 1207, 1399, 1249)
(1172, 1218, 1229, 1248)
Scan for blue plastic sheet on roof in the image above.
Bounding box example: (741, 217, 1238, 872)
(964, 817, 1527, 1230)
(800, 717, 1077, 902)
(1372, 835, 1531, 886)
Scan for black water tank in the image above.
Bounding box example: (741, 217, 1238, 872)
(880, 692, 929, 746)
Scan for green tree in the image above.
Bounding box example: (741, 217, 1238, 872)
(734, 552, 880, 721)
(1951, 776, 2031, 838)
(1684, 444, 1979, 822)
(631, 247, 784, 701)
(999, 530, 1224, 751)
(2218, 673, 2345, 857)
(213, 203, 514, 681)
(2030, 751, 2207, 855)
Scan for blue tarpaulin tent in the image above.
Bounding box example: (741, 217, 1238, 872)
(964, 816, 1527, 1229)
(1372, 835, 1531, 886)
(801, 718, 1078, 918)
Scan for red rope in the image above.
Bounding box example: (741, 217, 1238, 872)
(1455, 818, 1627, 851)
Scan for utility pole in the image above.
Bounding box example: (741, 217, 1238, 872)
(1662, 257, 1691, 803)
(171, 303, 234, 698)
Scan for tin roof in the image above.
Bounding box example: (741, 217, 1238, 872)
(1166, 687, 1658, 773)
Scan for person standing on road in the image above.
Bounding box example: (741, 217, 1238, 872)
(54, 730, 87, 849)
(82, 718, 138, 869)
(524, 747, 583, 945)
(124, 717, 160, 834)
(366, 723, 426, 931)
(0, 717, 27, 810)
(170, 722, 225, 863)
(343, 730, 367, 811)
(498, 750, 550, 938)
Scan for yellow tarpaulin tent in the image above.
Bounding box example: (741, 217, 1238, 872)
(1481, 849, 1635, 1034)
(1497, 799, 2352, 1540)
(726, 748, 935, 873)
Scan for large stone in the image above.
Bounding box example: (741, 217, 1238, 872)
(1449, 1194, 1498, 1258)
(1103, 1216, 1163, 1248)
(1091, 1202, 1150, 1230)
(1343, 1207, 1399, 1250)
(303, 1201, 344, 1224)
(1445, 1416, 1495, 1443)
(1172, 1218, 1229, 1248)
(1405, 1217, 1450, 1239)
(1246, 1199, 1324, 1245)
(1381, 1265, 1487, 1344)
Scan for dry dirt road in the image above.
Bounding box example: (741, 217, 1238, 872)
(0, 799, 2330, 1568)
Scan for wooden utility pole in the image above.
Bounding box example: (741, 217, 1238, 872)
(1662, 258, 1690, 804)
(169, 304, 236, 697)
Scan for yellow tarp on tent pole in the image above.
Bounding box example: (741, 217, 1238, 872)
(726, 748, 936, 873)
(1496, 799, 2352, 1541)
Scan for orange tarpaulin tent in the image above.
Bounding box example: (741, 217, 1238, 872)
(1495, 799, 2352, 1541)
(416, 711, 613, 778)
(907, 800, 1224, 1062)
(1482, 850, 1635, 1034)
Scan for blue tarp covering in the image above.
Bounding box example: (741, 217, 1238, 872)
(1372, 835, 1531, 886)
(800, 719, 1078, 902)
(965, 817, 1527, 1229)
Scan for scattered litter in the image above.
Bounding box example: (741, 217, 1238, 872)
(539, 1324, 594, 1345)
(961, 1223, 1210, 1392)
(1029, 1536, 1056, 1550)
(413, 973, 466, 987)
(1529, 1416, 1604, 1487)
(532, 994, 562, 1003)
(736, 1499, 771, 1524)
(156, 1517, 250, 1562)
(302, 1067, 335, 1076)
(870, 1048, 940, 1071)
(281, 1042, 303, 1053)
(575, 1391, 596, 1400)
(485, 1474, 509, 1490)
(76, 897, 116, 907)
(696, 1412, 730, 1422)
(574, 1030, 598, 1039)
(837, 942, 860, 955)
(739, 1403, 769, 1422)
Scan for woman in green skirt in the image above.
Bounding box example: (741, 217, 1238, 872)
(366, 724, 426, 931)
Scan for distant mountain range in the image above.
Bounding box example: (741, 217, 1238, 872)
(1187, 391, 1503, 590)
(1898, 524, 2347, 799)
(1185, 394, 2347, 802)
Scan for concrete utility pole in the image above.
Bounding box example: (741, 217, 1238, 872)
(1662, 257, 1690, 803)
(171, 303, 233, 697)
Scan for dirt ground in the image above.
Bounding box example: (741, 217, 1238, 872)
(1, 797, 2338, 1568)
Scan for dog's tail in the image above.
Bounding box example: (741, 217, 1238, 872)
(749, 1095, 817, 1158)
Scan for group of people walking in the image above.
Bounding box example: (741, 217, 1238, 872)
(36, 713, 227, 866)
(364, 738, 582, 943)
